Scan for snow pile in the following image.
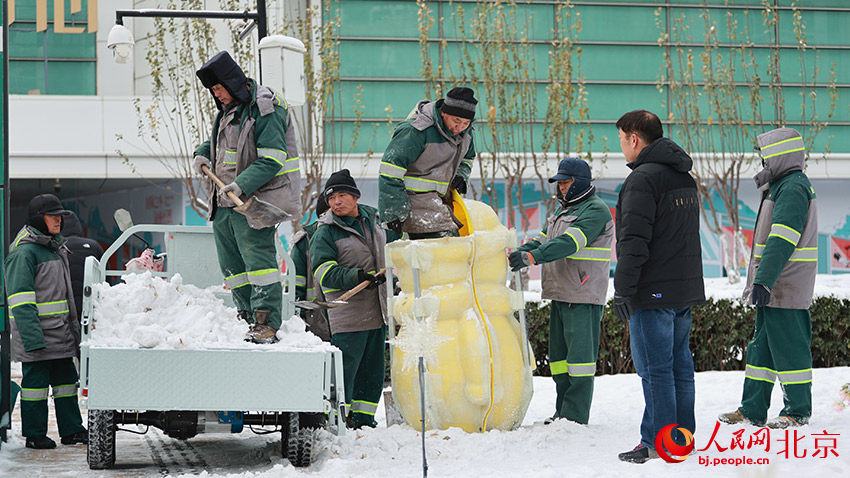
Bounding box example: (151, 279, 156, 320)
(86, 271, 332, 351)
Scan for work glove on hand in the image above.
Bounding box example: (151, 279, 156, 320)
(357, 269, 381, 290)
(193, 155, 211, 175)
(385, 220, 403, 235)
(751, 284, 771, 307)
(613, 295, 634, 323)
(222, 182, 243, 198)
(451, 176, 468, 195)
(508, 251, 535, 271)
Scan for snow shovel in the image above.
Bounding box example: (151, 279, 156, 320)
(293, 268, 385, 310)
(200, 164, 290, 229)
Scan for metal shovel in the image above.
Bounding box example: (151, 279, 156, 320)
(293, 269, 385, 310)
(201, 164, 290, 229)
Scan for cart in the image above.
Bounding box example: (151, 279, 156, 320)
(79, 225, 345, 469)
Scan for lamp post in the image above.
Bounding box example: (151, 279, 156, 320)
(107, 1, 268, 67)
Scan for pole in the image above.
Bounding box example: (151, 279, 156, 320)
(411, 267, 427, 478)
(0, 0, 11, 444)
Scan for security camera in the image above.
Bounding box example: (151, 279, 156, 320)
(107, 24, 135, 64)
(53, 179, 62, 193)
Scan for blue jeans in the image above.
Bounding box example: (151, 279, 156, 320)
(629, 307, 696, 449)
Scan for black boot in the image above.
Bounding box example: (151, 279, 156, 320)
(26, 435, 57, 449)
(61, 430, 88, 445)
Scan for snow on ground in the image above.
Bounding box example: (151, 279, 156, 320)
(1, 367, 847, 477)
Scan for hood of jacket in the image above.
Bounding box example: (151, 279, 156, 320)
(629, 137, 693, 173)
(60, 211, 83, 237)
(10, 225, 65, 253)
(408, 100, 473, 137)
(753, 127, 805, 189)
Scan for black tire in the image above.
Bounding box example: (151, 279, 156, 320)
(283, 412, 316, 467)
(87, 409, 116, 469)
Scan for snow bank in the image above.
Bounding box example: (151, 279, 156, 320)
(85, 271, 333, 351)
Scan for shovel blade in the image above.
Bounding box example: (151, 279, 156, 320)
(292, 299, 348, 310)
(236, 196, 291, 229)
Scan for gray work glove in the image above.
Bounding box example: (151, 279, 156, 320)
(613, 294, 634, 323)
(193, 155, 211, 175)
(222, 182, 243, 198)
(752, 284, 771, 307)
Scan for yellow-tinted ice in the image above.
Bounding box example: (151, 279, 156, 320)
(386, 199, 533, 432)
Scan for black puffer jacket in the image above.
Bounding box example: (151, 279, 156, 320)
(614, 137, 705, 310)
(60, 212, 104, 319)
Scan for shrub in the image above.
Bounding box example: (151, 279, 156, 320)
(525, 296, 850, 377)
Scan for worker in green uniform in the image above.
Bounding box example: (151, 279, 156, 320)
(378, 87, 477, 239)
(6, 194, 87, 449)
(509, 158, 613, 425)
(310, 170, 402, 428)
(719, 127, 817, 429)
(193, 51, 302, 343)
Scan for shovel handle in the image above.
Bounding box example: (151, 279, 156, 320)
(338, 268, 387, 302)
(201, 164, 245, 207)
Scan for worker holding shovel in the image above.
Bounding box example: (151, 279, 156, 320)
(310, 170, 402, 428)
(193, 51, 302, 344)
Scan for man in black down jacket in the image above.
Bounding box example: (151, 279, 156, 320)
(60, 212, 104, 322)
(613, 110, 705, 464)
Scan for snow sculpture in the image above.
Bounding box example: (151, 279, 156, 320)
(386, 199, 533, 433)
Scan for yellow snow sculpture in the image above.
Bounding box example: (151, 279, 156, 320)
(386, 198, 533, 433)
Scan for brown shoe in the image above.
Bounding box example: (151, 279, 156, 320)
(766, 416, 802, 429)
(718, 409, 749, 425)
(245, 323, 278, 344)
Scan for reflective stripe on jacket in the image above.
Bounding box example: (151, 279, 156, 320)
(6, 226, 79, 362)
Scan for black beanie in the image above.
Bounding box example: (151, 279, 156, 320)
(196, 51, 251, 104)
(323, 169, 361, 199)
(27, 193, 71, 235)
(316, 190, 330, 216)
(441, 87, 478, 120)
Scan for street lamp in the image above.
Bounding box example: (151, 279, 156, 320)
(106, 2, 268, 64)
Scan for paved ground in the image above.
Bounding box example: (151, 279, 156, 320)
(2, 362, 284, 477)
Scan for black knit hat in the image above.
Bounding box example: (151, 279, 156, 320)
(28, 193, 70, 235)
(441, 87, 478, 120)
(323, 169, 361, 199)
(196, 51, 251, 104)
(316, 190, 330, 216)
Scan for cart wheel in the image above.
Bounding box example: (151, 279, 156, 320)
(283, 412, 316, 467)
(87, 409, 116, 469)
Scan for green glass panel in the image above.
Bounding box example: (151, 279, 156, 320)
(783, 10, 850, 46)
(578, 45, 662, 82)
(668, 6, 773, 46)
(339, 40, 436, 78)
(573, 5, 661, 43)
(582, 84, 666, 121)
(47, 62, 95, 95)
(338, 1, 437, 38)
(441, 2, 554, 42)
(8, 27, 46, 58)
(337, 80, 430, 119)
(10, 60, 46, 95)
(47, 30, 95, 58)
(778, 49, 850, 89)
(9, 24, 94, 59)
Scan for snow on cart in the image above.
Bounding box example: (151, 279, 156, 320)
(78, 224, 345, 470)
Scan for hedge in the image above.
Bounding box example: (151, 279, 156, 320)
(524, 296, 850, 377)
